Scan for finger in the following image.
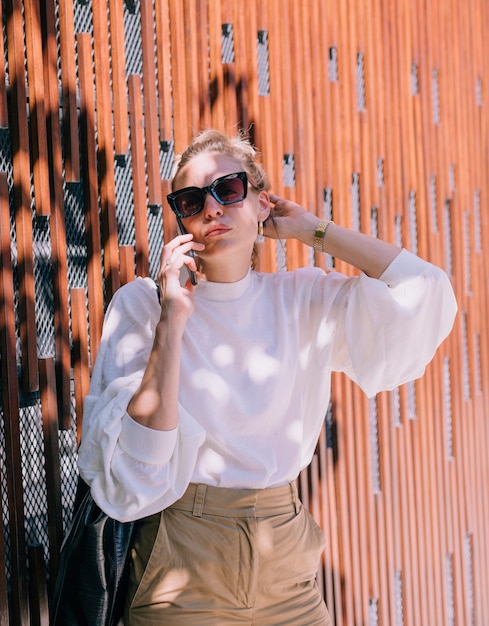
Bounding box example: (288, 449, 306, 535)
(268, 192, 282, 204)
(160, 238, 204, 270)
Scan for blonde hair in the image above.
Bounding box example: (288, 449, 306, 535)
(171, 129, 271, 193)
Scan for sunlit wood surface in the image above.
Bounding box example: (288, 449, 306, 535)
(0, 1, 487, 623)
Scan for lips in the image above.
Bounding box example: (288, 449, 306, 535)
(205, 224, 231, 237)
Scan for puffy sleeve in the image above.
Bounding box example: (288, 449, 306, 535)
(77, 278, 205, 522)
(329, 249, 458, 398)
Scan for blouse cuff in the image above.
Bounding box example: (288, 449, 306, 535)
(119, 412, 178, 465)
(379, 249, 431, 287)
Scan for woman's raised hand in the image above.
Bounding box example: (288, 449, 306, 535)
(157, 233, 205, 321)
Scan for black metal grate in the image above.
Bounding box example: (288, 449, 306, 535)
(0, 0, 171, 599)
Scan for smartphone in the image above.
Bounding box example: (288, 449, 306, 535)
(176, 217, 198, 285)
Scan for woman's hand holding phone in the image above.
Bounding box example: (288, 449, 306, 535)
(158, 232, 204, 321)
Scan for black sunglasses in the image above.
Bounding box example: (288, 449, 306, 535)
(167, 171, 249, 219)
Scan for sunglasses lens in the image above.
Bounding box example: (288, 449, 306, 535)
(174, 190, 203, 217)
(168, 173, 248, 217)
(214, 176, 246, 204)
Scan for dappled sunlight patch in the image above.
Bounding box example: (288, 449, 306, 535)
(191, 369, 231, 404)
(246, 347, 280, 383)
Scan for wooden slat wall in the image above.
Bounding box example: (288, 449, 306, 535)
(0, 1, 487, 623)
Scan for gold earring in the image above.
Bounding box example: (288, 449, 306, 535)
(257, 221, 264, 243)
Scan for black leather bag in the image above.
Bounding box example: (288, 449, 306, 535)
(50, 479, 137, 626)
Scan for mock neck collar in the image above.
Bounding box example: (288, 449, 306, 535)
(196, 269, 252, 301)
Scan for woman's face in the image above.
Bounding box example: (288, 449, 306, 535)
(173, 152, 270, 280)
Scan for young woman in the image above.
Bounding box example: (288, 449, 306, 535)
(78, 129, 457, 625)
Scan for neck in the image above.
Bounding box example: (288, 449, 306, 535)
(199, 258, 251, 283)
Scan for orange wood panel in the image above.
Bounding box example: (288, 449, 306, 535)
(0, 173, 29, 623)
(129, 74, 150, 278)
(57, 0, 80, 181)
(208, 0, 226, 131)
(92, 0, 120, 301)
(77, 33, 105, 364)
(41, 0, 72, 428)
(140, 0, 162, 208)
(256, 0, 284, 274)
(0, 0, 7, 128)
(155, 0, 174, 144)
(27, 543, 49, 625)
(24, 0, 50, 217)
(290, 0, 317, 269)
(161, 178, 177, 244)
(231, 1, 259, 135)
(1, 2, 489, 623)
(183, 0, 211, 135)
(119, 245, 136, 285)
(220, 0, 239, 133)
(108, 0, 129, 156)
(5, 0, 38, 393)
(169, 0, 191, 152)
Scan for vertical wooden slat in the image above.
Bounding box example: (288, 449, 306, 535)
(289, 0, 316, 269)
(184, 0, 209, 134)
(256, 0, 281, 274)
(169, 0, 191, 152)
(232, 1, 259, 135)
(24, 0, 50, 217)
(77, 32, 105, 363)
(41, 0, 72, 427)
(38, 358, 63, 584)
(128, 74, 150, 278)
(155, 0, 174, 143)
(161, 178, 176, 244)
(27, 543, 49, 626)
(0, 173, 29, 624)
(58, 0, 80, 181)
(5, 0, 38, 393)
(139, 0, 162, 208)
(92, 0, 120, 301)
(221, 1, 238, 134)
(119, 245, 136, 286)
(0, 0, 8, 128)
(108, 0, 129, 156)
(208, 0, 225, 131)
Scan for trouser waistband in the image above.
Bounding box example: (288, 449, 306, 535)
(168, 482, 301, 518)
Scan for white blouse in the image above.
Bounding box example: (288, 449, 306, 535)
(78, 250, 457, 521)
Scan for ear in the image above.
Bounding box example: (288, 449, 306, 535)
(257, 190, 271, 222)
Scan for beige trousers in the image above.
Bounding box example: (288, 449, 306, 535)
(125, 482, 332, 625)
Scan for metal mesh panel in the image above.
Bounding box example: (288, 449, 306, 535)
(329, 47, 338, 82)
(221, 24, 235, 64)
(34, 215, 55, 359)
(147, 208, 164, 278)
(21, 403, 49, 562)
(356, 52, 366, 111)
(0, 128, 19, 368)
(257, 31, 270, 96)
(369, 396, 381, 495)
(124, 1, 143, 76)
(0, 411, 10, 584)
(115, 156, 136, 247)
(351, 172, 360, 231)
(74, 0, 94, 35)
(58, 405, 78, 533)
(64, 181, 89, 290)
